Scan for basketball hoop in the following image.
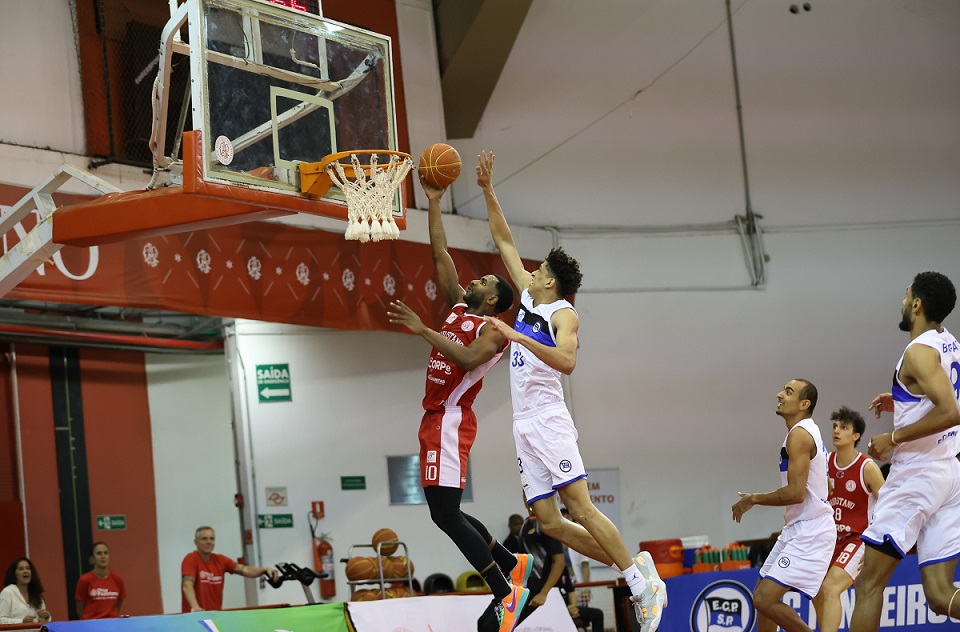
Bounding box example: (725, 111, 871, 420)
(317, 150, 412, 242)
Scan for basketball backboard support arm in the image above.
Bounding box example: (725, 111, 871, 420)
(0, 166, 122, 297)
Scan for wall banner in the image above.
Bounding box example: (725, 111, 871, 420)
(1, 185, 527, 331)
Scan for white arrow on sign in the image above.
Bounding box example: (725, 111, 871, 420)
(260, 387, 291, 398)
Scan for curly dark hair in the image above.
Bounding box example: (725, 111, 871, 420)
(3, 557, 44, 609)
(545, 247, 583, 297)
(795, 379, 818, 415)
(830, 405, 866, 447)
(911, 272, 956, 324)
(492, 274, 515, 314)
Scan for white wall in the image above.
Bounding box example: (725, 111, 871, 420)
(146, 353, 244, 614)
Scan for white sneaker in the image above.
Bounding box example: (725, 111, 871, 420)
(632, 551, 667, 632)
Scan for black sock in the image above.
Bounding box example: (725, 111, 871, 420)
(491, 542, 518, 573)
(481, 565, 511, 601)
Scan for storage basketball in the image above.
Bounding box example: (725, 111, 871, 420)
(418, 143, 461, 188)
(372, 527, 399, 555)
(345, 556, 379, 581)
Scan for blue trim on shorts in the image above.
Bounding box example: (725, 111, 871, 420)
(527, 490, 557, 503)
(861, 534, 907, 559)
(919, 550, 960, 568)
(553, 473, 588, 490)
(760, 574, 814, 601)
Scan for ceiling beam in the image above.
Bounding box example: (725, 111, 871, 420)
(435, 0, 532, 139)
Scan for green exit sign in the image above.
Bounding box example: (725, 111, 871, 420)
(256, 364, 292, 403)
(96, 515, 126, 531)
(341, 476, 366, 490)
(258, 514, 294, 529)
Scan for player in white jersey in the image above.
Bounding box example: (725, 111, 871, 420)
(477, 151, 666, 631)
(850, 272, 960, 631)
(732, 379, 834, 632)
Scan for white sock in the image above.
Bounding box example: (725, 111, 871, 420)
(618, 563, 648, 597)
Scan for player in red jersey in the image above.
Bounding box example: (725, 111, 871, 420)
(388, 176, 531, 632)
(812, 406, 884, 632)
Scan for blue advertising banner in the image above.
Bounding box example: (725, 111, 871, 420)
(663, 555, 959, 631)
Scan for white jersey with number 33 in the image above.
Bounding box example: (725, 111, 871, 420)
(510, 289, 577, 415)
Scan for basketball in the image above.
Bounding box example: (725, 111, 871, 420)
(345, 556, 379, 581)
(418, 143, 461, 189)
(387, 555, 414, 578)
(351, 589, 381, 601)
(372, 527, 399, 555)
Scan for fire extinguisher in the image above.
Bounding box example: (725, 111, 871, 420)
(309, 511, 336, 599)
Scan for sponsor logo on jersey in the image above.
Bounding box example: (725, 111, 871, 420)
(559, 459, 572, 473)
(845, 480, 857, 492)
(532, 322, 541, 333)
(778, 557, 791, 568)
(445, 312, 458, 324)
(690, 580, 755, 632)
(461, 321, 475, 332)
(426, 450, 437, 463)
(516, 309, 526, 323)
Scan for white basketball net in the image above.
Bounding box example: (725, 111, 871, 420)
(325, 153, 413, 242)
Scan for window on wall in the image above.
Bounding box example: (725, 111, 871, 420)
(387, 455, 474, 505)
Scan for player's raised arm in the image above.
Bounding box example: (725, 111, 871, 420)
(422, 176, 464, 306)
(476, 151, 532, 292)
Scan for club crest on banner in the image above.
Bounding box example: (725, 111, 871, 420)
(690, 580, 755, 632)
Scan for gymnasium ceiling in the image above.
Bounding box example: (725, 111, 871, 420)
(436, 0, 960, 230)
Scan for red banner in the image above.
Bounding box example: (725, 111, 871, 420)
(1, 186, 527, 332)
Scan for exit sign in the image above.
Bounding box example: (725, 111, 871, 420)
(256, 364, 292, 403)
(96, 515, 126, 531)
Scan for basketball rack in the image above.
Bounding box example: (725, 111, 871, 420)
(0, 0, 408, 297)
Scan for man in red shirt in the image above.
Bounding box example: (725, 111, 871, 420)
(181, 526, 278, 612)
(812, 406, 884, 632)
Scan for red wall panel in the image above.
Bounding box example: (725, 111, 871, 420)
(78, 348, 163, 617)
(15, 345, 68, 620)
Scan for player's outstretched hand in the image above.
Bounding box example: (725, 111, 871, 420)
(869, 392, 893, 419)
(419, 173, 445, 201)
(483, 315, 520, 342)
(265, 567, 279, 581)
(867, 433, 895, 461)
(732, 492, 755, 523)
(388, 301, 426, 335)
(476, 151, 495, 190)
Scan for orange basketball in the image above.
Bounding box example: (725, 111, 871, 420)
(351, 589, 381, 601)
(418, 143, 462, 189)
(388, 556, 414, 579)
(345, 556, 379, 581)
(372, 528, 399, 556)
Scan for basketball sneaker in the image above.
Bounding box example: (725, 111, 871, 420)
(508, 553, 533, 589)
(496, 584, 530, 632)
(631, 551, 667, 632)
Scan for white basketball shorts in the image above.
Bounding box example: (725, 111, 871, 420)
(861, 457, 960, 567)
(513, 402, 587, 503)
(759, 512, 835, 600)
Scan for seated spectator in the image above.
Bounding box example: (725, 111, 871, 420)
(503, 514, 524, 553)
(76, 542, 125, 619)
(0, 558, 51, 624)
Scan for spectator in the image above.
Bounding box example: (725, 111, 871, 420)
(181, 526, 278, 612)
(0, 558, 51, 624)
(503, 514, 524, 554)
(76, 542, 125, 619)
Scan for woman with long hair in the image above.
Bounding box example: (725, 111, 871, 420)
(0, 557, 51, 624)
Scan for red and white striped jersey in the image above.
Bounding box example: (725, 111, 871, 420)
(422, 304, 505, 411)
(828, 451, 872, 537)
